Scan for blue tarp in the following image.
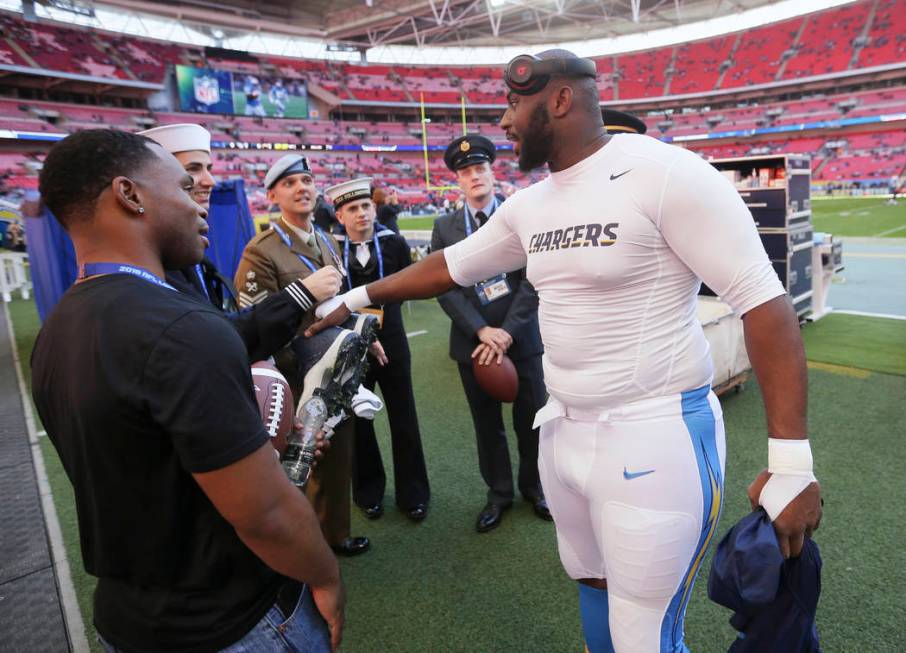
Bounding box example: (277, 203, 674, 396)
(24, 180, 255, 322)
(205, 178, 256, 281)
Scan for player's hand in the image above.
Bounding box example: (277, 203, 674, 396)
(477, 326, 513, 352)
(471, 342, 503, 366)
(748, 469, 823, 559)
(369, 340, 389, 366)
(301, 268, 343, 303)
(305, 304, 352, 338)
(310, 576, 346, 651)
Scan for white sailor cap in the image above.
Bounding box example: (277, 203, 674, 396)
(324, 177, 373, 209)
(138, 123, 211, 154)
(264, 154, 312, 190)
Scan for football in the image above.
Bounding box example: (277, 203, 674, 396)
(251, 361, 294, 456)
(472, 354, 519, 403)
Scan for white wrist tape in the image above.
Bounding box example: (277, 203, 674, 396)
(759, 438, 816, 521)
(314, 296, 343, 319)
(343, 285, 372, 312)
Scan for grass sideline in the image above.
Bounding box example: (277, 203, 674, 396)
(9, 297, 906, 651)
(811, 197, 906, 238)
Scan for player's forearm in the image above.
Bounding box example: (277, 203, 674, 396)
(742, 295, 808, 439)
(367, 250, 455, 304)
(236, 483, 340, 587)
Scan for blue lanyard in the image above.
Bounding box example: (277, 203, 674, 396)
(342, 230, 389, 291)
(271, 221, 340, 273)
(194, 264, 210, 300)
(463, 197, 497, 237)
(79, 262, 176, 291)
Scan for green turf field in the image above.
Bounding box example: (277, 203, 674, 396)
(380, 196, 906, 238)
(811, 197, 906, 238)
(9, 297, 906, 652)
(397, 215, 438, 231)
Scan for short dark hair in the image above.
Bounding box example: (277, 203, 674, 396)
(38, 129, 158, 228)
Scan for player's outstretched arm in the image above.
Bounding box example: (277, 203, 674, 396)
(305, 250, 455, 336)
(742, 295, 823, 558)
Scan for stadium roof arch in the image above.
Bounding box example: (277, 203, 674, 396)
(8, 0, 859, 64)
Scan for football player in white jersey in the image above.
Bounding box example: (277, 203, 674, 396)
(308, 50, 822, 652)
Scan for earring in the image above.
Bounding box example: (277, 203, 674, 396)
(138, 207, 145, 214)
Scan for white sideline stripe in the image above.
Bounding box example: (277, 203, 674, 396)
(3, 302, 90, 653)
(873, 225, 906, 237)
(834, 309, 906, 321)
(406, 330, 428, 338)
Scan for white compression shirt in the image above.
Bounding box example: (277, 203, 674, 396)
(444, 134, 785, 410)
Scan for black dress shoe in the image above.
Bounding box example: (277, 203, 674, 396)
(405, 503, 428, 522)
(476, 502, 510, 533)
(362, 503, 384, 520)
(331, 536, 370, 556)
(523, 492, 554, 521)
(531, 496, 553, 521)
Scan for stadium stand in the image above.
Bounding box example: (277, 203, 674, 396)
(0, 0, 904, 209)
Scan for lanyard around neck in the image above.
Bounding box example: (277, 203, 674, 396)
(271, 221, 340, 273)
(463, 197, 496, 237)
(342, 230, 390, 291)
(79, 262, 176, 291)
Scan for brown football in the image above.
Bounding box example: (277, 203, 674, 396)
(251, 361, 294, 456)
(472, 354, 519, 403)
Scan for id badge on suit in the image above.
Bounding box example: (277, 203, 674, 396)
(475, 273, 511, 306)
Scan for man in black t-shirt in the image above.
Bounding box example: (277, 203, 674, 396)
(325, 178, 431, 523)
(31, 129, 344, 652)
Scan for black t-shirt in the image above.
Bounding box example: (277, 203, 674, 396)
(346, 232, 410, 341)
(31, 275, 282, 653)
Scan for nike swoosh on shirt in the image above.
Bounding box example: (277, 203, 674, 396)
(623, 467, 655, 480)
(610, 169, 632, 181)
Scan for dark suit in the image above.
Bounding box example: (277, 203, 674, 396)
(431, 204, 546, 506)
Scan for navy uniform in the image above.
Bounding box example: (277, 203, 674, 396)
(432, 135, 549, 532)
(325, 178, 430, 521)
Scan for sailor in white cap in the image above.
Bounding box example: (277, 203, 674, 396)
(325, 178, 431, 523)
(139, 124, 343, 362)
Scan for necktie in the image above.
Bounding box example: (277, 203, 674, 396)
(306, 231, 320, 255)
(475, 210, 487, 228)
(355, 242, 371, 268)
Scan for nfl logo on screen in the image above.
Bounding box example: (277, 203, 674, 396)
(194, 75, 220, 106)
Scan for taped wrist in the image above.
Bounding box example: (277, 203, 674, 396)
(759, 438, 816, 521)
(344, 285, 371, 312)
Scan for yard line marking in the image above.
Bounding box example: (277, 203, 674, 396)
(406, 330, 428, 338)
(807, 361, 872, 379)
(873, 225, 906, 237)
(844, 252, 906, 259)
(833, 309, 906, 321)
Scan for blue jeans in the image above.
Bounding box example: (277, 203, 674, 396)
(98, 585, 331, 653)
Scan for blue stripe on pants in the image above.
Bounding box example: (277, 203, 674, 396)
(660, 385, 724, 653)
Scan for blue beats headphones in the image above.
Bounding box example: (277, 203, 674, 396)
(504, 54, 597, 96)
